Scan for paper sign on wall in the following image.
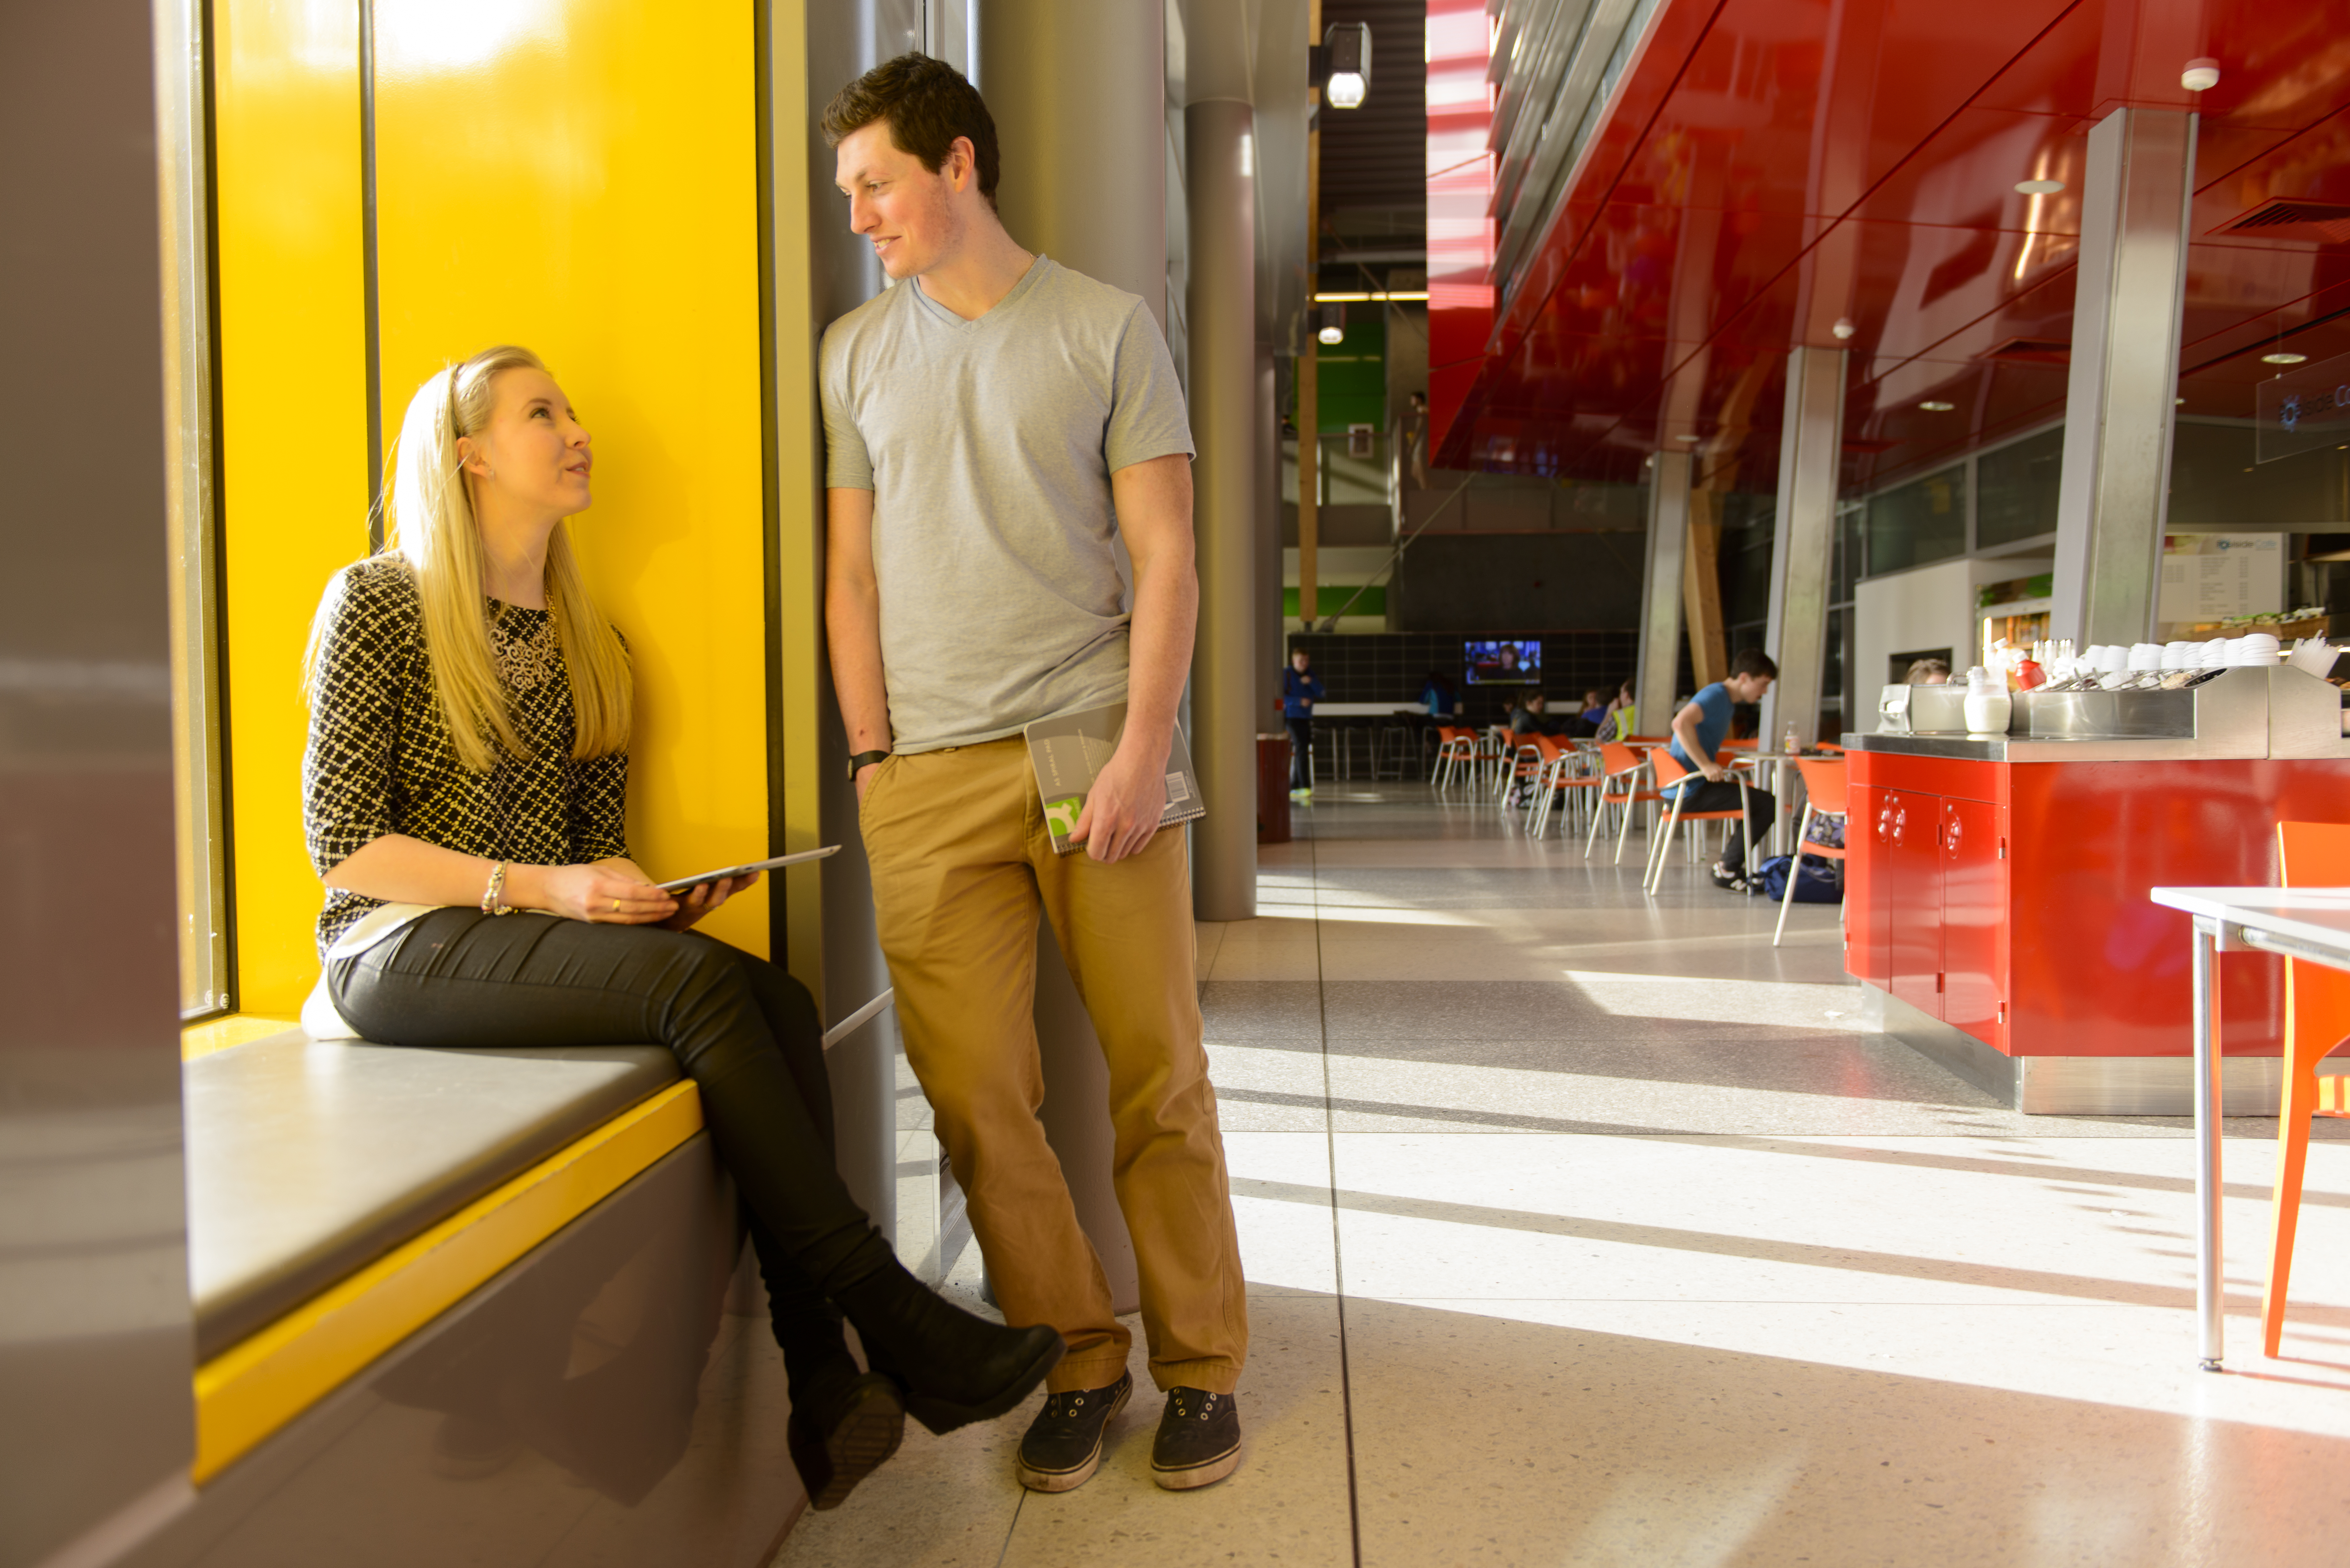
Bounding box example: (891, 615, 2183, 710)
(2158, 534, 2283, 624)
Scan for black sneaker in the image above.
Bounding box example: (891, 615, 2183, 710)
(1150, 1386, 1242, 1490)
(1709, 864, 1747, 893)
(1017, 1370, 1133, 1492)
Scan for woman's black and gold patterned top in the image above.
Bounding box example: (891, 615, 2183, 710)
(304, 558, 630, 955)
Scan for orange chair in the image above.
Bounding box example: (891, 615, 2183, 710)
(1585, 741, 1660, 862)
(1498, 733, 1547, 805)
(2262, 822, 2350, 1356)
(1527, 734, 1600, 838)
(1644, 749, 1753, 895)
(1432, 726, 1479, 789)
(1772, 757, 1849, 947)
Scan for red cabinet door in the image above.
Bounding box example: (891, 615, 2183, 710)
(1886, 790, 1945, 1017)
(1941, 796, 2001, 1044)
(1845, 784, 1883, 984)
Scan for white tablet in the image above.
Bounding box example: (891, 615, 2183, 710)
(656, 845, 839, 894)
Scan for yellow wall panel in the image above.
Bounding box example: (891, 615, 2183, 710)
(212, 0, 371, 1012)
(373, 0, 772, 954)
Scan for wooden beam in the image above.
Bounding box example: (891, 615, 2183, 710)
(1683, 490, 1726, 690)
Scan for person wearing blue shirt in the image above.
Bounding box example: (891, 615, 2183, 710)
(1664, 647, 1779, 892)
(1419, 670, 1458, 717)
(1283, 649, 1325, 798)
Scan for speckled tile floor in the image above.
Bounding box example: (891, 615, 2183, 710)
(775, 785, 2350, 1567)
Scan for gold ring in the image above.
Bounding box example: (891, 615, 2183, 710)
(611, 897, 621, 913)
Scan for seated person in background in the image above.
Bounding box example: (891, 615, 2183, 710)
(1579, 688, 1608, 728)
(1904, 657, 1951, 685)
(302, 346, 1061, 1512)
(1507, 692, 1569, 737)
(1663, 646, 1780, 893)
(1601, 679, 1636, 740)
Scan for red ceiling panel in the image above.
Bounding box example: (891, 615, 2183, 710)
(1433, 0, 2350, 490)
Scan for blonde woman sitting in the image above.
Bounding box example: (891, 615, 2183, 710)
(301, 346, 1060, 1509)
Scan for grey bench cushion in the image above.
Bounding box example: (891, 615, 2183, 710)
(186, 1030, 680, 1359)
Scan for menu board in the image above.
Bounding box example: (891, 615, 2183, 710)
(2158, 534, 2284, 624)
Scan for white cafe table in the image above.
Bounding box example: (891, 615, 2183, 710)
(2146, 886, 2350, 1369)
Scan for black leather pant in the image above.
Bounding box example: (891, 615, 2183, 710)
(330, 908, 890, 1361)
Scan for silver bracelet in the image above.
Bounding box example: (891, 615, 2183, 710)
(481, 860, 511, 916)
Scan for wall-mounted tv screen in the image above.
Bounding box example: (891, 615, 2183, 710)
(1465, 639, 1541, 685)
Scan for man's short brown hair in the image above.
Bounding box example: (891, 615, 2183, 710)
(821, 53, 1000, 212)
(1730, 646, 1779, 681)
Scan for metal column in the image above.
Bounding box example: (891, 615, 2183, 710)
(977, 0, 1166, 1314)
(1762, 346, 1846, 749)
(1257, 348, 1284, 727)
(1635, 451, 1694, 735)
(2050, 107, 2196, 649)
(980, 0, 1167, 325)
(1187, 96, 1258, 919)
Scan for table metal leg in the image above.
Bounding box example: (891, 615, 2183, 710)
(2192, 917, 2225, 1371)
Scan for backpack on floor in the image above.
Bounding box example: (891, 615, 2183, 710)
(1756, 852, 1843, 904)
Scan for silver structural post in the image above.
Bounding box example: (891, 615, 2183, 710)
(1761, 346, 1845, 750)
(2050, 106, 2196, 648)
(1635, 451, 1693, 735)
(978, 0, 1166, 1315)
(980, 0, 1167, 324)
(1256, 348, 1283, 728)
(2193, 917, 2225, 1369)
(1187, 97, 1258, 920)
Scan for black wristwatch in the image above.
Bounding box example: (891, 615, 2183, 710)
(848, 749, 892, 780)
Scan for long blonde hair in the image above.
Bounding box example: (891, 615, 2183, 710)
(371, 345, 631, 772)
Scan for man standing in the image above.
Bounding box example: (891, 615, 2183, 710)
(819, 56, 1247, 1495)
(1282, 648, 1323, 801)
(1664, 647, 1779, 892)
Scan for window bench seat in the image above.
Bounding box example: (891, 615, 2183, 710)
(182, 1028, 700, 1482)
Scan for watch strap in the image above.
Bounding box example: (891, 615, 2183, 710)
(848, 749, 892, 779)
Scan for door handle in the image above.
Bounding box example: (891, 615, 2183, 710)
(1945, 814, 1962, 856)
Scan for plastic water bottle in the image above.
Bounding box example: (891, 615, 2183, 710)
(1782, 721, 1800, 756)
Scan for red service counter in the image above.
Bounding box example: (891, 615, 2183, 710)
(1845, 727, 2350, 1112)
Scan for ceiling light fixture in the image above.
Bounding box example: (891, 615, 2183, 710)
(2263, 351, 2307, 366)
(1313, 23, 1371, 109)
(1919, 400, 1956, 411)
(1317, 301, 1346, 345)
(2015, 178, 2064, 195)
(2181, 57, 2220, 93)
(1674, 433, 1700, 442)
(1831, 318, 1857, 340)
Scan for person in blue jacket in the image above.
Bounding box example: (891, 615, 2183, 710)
(1283, 648, 1324, 799)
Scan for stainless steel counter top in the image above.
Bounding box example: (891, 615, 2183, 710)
(1840, 733, 2267, 763)
(1851, 665, 2350, 762)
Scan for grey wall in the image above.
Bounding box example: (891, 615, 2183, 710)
(0, 1, 197, 1561)
(1395, 534, 1649, 632)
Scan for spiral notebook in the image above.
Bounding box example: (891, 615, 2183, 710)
(1023, 701, 1205, 856)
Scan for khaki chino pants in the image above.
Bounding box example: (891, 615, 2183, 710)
(858, 737, 1247, 1394)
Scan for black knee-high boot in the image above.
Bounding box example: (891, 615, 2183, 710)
(747, 1214, 909, 1510)
(669, 955, 1064, 1442)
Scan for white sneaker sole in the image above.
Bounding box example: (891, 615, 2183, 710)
(1151, 1436, 1241, 1491)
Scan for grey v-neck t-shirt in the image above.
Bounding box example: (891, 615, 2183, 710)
(819, 256, 1195, 754)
